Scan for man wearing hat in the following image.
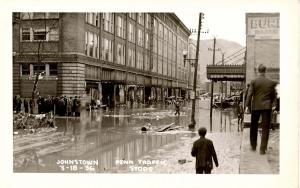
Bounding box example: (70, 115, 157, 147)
(245, 64, 277, 154)
(191, 127, 219, 174)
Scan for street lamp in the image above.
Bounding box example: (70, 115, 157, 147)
(182, 13, 204, 130)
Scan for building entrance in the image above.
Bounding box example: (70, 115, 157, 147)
(102, 83, 114, 107)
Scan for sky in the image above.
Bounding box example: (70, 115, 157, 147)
(176, 11, 246, 46)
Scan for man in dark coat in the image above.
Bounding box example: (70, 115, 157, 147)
(23, 98, 29, 113)
(29, 98, 35, 114)
(74, 96, 81, 117)
(245, 64, 277, 154)
(16, 95, 22, 113)
(191, 127, 219, 174)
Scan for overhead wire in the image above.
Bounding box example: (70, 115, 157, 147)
(215, 47, 246, 65)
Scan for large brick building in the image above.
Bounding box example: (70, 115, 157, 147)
(13, 13, 191, 106)
(245, 13, 280, 83)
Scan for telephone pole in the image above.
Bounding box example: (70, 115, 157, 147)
(209, 37, 216, 131)
(188, 13, 203, 129)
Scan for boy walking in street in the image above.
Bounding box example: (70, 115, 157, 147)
(191, 127, 219, 174)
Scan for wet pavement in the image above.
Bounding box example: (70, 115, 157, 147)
(239, 128, 279, 174)
(13, 99, 246, 173)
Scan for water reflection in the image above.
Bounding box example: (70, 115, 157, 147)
(14, 99, 239, 173)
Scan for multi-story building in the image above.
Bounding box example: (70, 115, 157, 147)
(245, 13, 280, 83)
(13, 13, 191, 106)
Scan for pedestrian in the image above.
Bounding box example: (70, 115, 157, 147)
(130, 96, 134, 108)
(53, 96, 59, 115)
(235, 99, 244, 131)
(244, 84, 250, 109)
(29, 98, 35, 114)
(13, 95, 17, 113)
(96, 99, 101, 109)
(23, 98, 29, 113)
(74, 96, 81, 117)
(16, 95, 22, 113)
(245, 64, 277, 155)
(37, 96, 42, 114)
(174, 100, 180, 116)
(63, 96, 68, 115)
(46, 95, 53, 113)
(67, 97, 73, 116)
(40, 96, 45, 113)
(72, 97, 76, 115)
(58, 97, 65, 116)
(191, 127, 219, 174)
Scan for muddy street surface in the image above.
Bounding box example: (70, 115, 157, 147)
(13, 99, 243, 173)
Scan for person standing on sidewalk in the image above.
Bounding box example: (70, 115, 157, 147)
(245, 64, 277, 155)
(191, 127, 219, 174)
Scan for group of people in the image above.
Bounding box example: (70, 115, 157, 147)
(51, 96, 82, 117)
(13, 95, 34, 114)
(13, 95, 82, 117)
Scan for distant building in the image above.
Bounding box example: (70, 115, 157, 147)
(13, 13, 191, 106)
(245, 13, 280, 83)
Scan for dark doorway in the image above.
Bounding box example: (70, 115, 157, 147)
(102, 83, 114, 107)
(168, 88, 172, 97)
(145, 86, 151, 103)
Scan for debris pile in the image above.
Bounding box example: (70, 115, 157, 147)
(13, 113, 55, 134)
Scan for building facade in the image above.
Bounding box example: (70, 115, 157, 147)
(245, 13, 280, 83)
(13, 13, 191, 106)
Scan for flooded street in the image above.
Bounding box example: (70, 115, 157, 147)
(13, 99, 242, 173)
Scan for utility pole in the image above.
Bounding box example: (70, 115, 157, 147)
(209, 37, 216, 132)
(188, 13, 203, 129)
(220, 52, 225, 130)
(220, 53, 225, 109)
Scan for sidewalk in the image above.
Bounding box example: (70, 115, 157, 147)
(239, 127, 279, 174)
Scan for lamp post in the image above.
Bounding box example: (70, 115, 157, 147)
(183, 13, 204, 129)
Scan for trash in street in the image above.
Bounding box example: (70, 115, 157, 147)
(178, 159, 192, 164)
(140, 122, 184, 133)
(141, 123, 152, 132)
(178, 159, 186, 164)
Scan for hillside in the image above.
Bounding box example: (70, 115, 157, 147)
(190, 39, 245, 83)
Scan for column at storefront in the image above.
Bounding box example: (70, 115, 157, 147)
(157, 78, 163, 102)
(164, 79, 170, 100)
(126, 73, 136, 107)
(58, 62, 85, 97)
(150, 77, 158, 103)
(136, 74, 145, 104)
(136, 86, 144, 104)
(113, 71, 127, 106)
(119, 85, 125, 104)
(144, 76, 151, 104)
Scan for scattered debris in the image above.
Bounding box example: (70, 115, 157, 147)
(141, 123, 152, 132)
(140, 122, 184, 133)
(178, 159, 186, 164)
(178, 159, 192, 164)
(13, 113, 55, 134)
